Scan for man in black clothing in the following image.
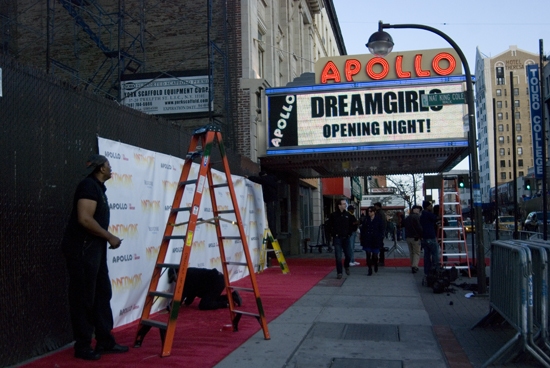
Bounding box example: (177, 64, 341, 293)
(61, 154, 129, 361)
(168, 267, 242, 310)
(373, 202, 387, 266)
(326, 198, 354, 279)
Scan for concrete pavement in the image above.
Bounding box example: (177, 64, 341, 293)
(215, 239, 542, 368)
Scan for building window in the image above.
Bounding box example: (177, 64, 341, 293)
(498, 124, 504, 132)
(497, 101, 502, 108)
(496, 89, 502, 96)
(517, 135, 522, 143)
(497, 112, 503, 120)
(501, 172, 507, 180)
(515, 111, 520, 119)
(499, 136, 504, 143)
(500, 160, 506, 168)
(514, 88, 519, 96)
(516, 123, 521, 131)
(519, 159, 524, 167)
(518, 147, 523, 155)
(257, 30, 265, 78)
(519, 171, 524, 177)
(514, 100, 520, 108)
(500, 148, 505, 156)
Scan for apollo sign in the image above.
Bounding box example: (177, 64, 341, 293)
(314, 48, 462, 84)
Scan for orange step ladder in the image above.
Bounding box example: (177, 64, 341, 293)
(134, 124, 270, 357)
(438, 175, 471, 277)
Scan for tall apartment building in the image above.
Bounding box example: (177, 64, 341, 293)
(475, 45, 540, 203)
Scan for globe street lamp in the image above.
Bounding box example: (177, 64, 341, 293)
(367, 21, 487, 294)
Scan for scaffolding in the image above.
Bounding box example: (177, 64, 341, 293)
(1, 0, 234, 147)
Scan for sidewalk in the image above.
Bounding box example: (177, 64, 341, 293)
(215, 239, 541, 368)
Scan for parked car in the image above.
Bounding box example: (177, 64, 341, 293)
(523, 211, 550, 232)
(463, 219, 475, 233)
(492, 216, 516, 230)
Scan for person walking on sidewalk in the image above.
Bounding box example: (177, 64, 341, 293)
(360, 206, 385, 276)
(404, 205, 423, 274)
(347, 205, 360, 266)
(326, 198, 354, 279)
(373, 202, 387, 266)
(420, 201, 439, 277)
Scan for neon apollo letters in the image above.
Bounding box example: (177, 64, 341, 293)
(319, 52, 457, 83)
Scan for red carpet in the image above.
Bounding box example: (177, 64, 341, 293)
(21, 256, 486, 367)
(21, 258, 335, 368)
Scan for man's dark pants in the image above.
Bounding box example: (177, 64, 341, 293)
(332, 236, 351, 275)
(65, 239, 116, 352)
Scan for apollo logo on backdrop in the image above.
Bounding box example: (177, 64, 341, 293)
(104, 150, 129, 161)
(111, 253, 134, 263)
(111, 273, 143, 292)
(159, 162, 177, 171)
(119, 304, 140, 317)
(109, 202, 135, 210)
(147, 225, 160, 234)
(141, 199, 161, 212)
(133, 153, 155, 167)
(109, 223, 139, 238)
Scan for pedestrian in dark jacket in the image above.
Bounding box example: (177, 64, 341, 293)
(404, 205, 423, 273)
(360, 206, 385, 276)
(420, 201, 439, 276)
(373, 202, 387, 265)
(326, 198, 354, 279)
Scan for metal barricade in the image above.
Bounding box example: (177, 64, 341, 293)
(480, 240, 550, 367)
(526, 240, 550, 352)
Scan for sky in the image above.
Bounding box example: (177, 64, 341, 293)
(333, 0, 550, 170)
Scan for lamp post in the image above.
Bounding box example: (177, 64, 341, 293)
(367, 21, 487, 294)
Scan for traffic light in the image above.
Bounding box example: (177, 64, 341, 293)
(525, 180, 531, 190)
(458, 176, 465, 188)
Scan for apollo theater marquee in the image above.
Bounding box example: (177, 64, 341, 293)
(260, 49, 470, 178)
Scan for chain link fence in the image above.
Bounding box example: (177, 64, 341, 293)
(0, 55, 245, 367)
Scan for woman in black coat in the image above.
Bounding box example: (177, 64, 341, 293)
(360, 206, 385, 276)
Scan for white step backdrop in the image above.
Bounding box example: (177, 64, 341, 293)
(98, 137, 267, 327)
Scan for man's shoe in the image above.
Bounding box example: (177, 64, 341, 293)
(232, 291, 242, 307)
(75, 349, 101, 361)
(412, 267, 418, 274)
(367, 267, 373, 276)
(95, 344, 129, 354)
(345, 267, 350, 275)
(374, 264, 378, 273)
(337, 273, 342, 279)
(349, 262, 357, 267)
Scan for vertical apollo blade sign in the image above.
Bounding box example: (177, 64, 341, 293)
(268, 95, 298, 148)
(527, 64, 543, 179)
